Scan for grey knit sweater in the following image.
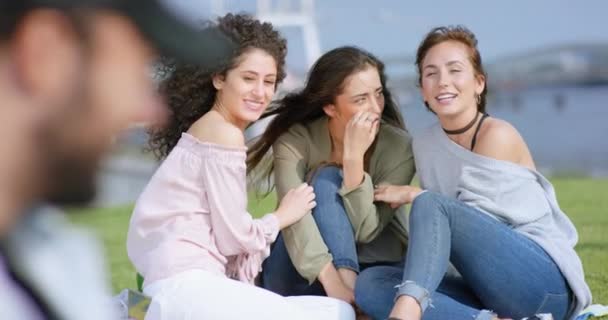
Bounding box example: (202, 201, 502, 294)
(412, 123, 591, 319)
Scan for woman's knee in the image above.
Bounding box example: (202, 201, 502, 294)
(310, 165, 343, 193)
(309, 166, 350, 224)
(409, 191, 445, 221)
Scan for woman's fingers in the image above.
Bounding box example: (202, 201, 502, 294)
(296, 182, 309, 191)
(373, 189, 390, 202)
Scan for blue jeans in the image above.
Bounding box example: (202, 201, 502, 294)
(262, 166, 359, 295)
(355, 191, 572, 320)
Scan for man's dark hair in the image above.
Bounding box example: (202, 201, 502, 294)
(0, 2, 89, 43)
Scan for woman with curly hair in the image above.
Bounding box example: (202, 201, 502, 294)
(126, 13, 354, 320)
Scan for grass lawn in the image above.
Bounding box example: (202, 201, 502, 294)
(69, 177, 608, 312)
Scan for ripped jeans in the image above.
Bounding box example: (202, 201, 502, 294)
(354, 191, 573, 320)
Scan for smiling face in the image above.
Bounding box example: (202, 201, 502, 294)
(420, 40, 485, 118)
(212, 48, 278, 128)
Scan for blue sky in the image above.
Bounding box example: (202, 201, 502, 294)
(170, 0, 608, 71)
(315, 1, 608, 60)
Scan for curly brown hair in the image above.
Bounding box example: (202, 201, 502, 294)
(147, 13, 287, 159)
(416, 25, 488, 113)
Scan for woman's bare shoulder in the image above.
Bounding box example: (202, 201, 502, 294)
(188, 113, 245, 148)
(474, 118, 535, 169)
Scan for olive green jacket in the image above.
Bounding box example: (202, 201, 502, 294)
(273, 117, 415, 283)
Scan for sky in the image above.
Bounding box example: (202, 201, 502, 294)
(168, 0, 608, 72)
(316, 1, 608, 59)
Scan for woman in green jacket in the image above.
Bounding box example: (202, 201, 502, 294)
(248, 46, 415, 304)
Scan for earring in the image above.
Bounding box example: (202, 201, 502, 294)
(475, 94, 481, 106)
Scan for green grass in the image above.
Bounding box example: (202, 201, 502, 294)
(69, 178, 608, 310)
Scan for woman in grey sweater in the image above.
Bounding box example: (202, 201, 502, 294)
(354, 26, 591, 320)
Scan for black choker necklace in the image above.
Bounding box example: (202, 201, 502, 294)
(442, 112, 480, 135)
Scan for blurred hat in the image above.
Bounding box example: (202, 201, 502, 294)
(0, 0, 236, 65)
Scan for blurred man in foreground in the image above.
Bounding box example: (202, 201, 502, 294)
(0, 1, 234, 318)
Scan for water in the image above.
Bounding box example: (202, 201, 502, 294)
(94, 85, 608, 206)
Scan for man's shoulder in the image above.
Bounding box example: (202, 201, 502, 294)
(6, 205, 116, 319)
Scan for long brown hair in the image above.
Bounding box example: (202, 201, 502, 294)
(147, 13, 287, 159)
(415, 25, 488, 113)
(247, 46, 405, 188)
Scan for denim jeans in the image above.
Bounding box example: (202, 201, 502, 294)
(262, 166, 359, 295)
(355, 191, 572, 320)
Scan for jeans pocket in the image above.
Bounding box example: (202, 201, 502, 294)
(535, 292, 569, 317)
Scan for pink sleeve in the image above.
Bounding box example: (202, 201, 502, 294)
(201, 152, 279, 258)
(225, 249, 270, 284)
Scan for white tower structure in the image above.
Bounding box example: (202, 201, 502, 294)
(256, 0, 321, 68)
